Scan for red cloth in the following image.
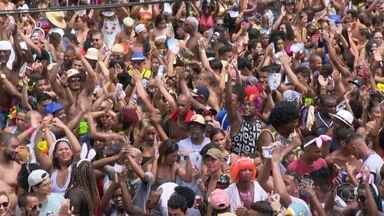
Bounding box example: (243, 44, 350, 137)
(288, 158, 327, 176)
(199, 15, 215, 31)
(170, 109, 194, 123)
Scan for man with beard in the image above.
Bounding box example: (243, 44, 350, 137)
(0, 132, 21, 203)
(312, 95, 337, 135)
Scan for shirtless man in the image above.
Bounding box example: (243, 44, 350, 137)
(0, 132, 21, 192)
(0, 41, 21, 129)
(184, 17, 202, 60)
(163, 95, 194, 141)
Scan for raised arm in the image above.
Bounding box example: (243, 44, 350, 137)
(52, 118, 81, 155)
(224, 66, 241, 134)
(131, 69, 157, 113)
(280, 54, 309, 95)
(0, 71, 22, 99)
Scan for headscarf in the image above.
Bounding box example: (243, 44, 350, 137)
(0, 40, 15, 70)
(230, 157, 257, 182)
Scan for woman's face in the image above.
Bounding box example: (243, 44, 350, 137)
(165, 152, 178, 164)
(238, 168, 253, 182)
(55, 142, 73, 165)
(300, 13, 308, 23)
(261, 35, 269, 47)
(0, 195, 9, 216)
(276, 39, 285, 51)
(212, 132, 226, 149)
(255, 42, 263, 55)
(157, 19, 167, 30)
(143, 127, 157, 143)
(204, 156, 221, 173)
(370, 105, 381, 120)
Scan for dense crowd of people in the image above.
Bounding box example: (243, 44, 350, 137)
(1, 0, 384, 215)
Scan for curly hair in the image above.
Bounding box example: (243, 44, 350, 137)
(268, 101, 300, 129)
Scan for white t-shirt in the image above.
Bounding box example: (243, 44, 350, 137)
(225, 181, 268, 213)
(177, 137, 210, 194)
(363, 153, 384, 184)
(177, 137, 210, 170)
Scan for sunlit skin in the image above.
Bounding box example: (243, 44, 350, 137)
(0, 194, 9, 216)
(204, 156, 221, 173)
(212, 132, 226, 149)
(54, 142, 73, 166)
(24, 195, 41, 216)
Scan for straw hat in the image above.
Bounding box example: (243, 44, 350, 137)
(84, 48, 99, 61)
(111, 44, 125, 54)
(46, 11, 67, 29)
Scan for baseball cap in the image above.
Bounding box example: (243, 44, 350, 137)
(44, 102, 64, 114)
(28, 169, 49, 191)
(134, 24, 146, 34)
(208, 189, 230, 210)
(348, 79, 364, 88)
(205, 148, 225, 160)
(192, 85, 210, 101)
(190, 114, 206, 126)
(131, 51, 145, 61)
(66, 68, 81, 79)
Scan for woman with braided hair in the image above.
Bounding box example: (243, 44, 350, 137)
(64, 160, 100, 216)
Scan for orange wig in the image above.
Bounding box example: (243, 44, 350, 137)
(230, 157, 257, 182)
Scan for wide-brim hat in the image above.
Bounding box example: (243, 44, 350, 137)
(46, 11, 67, 29)
(84, 48, 99, 61)
(330, 109, 354, 128)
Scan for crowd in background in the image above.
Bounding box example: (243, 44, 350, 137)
(1, 0, 384, 215)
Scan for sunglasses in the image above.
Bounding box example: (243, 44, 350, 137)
(0, 202, 8, 208)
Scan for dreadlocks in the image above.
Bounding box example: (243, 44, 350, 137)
(65, 160, 100, 215)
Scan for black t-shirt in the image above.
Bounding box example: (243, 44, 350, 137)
(32, 49, 50, 63)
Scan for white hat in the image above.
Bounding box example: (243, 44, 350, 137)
(48, 27, 65, 38)
(66, 68, 81, 78)
(84, 48, 99, 61)
(101, 10, 115, 17)
(28, 169, 49, 191)
(134, 24, 147, 34)
(330, 109, 354, 128)
(0, 40, 15, 71)
(123, 17, 134, 27)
